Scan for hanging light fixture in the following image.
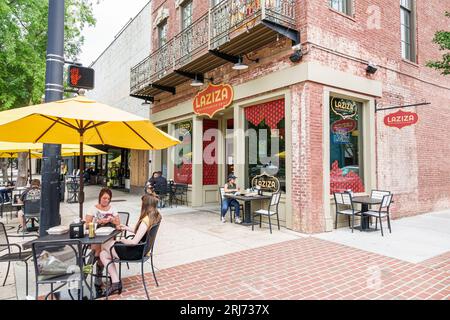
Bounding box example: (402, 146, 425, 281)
(232, 56, 248, 70)
(190, 74, 204, 87)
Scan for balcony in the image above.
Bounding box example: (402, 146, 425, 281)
(130, 0, 298, 99)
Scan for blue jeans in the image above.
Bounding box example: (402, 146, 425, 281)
(221, 198, 240, 218)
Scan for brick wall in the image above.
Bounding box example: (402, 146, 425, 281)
(303, 0, 450, 220)
(149, 0, 450, 231)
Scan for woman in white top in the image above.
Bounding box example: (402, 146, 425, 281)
(85, 188, 120, 291)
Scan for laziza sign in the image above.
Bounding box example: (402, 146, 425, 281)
(251, 173, 280, 193)
(193, 83, 233, 118)
(331, 97, 358, 119)
(384, 109, 419, 129)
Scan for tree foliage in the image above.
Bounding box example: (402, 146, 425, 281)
(427, 11, 450, 75)
(0, 0, 96, 110)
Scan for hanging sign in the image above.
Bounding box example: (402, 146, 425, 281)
(331, 97, 358, 119)
(331, 119, 357, 133)
(384, 109, 418, 129)
(193, 83, 233, 118)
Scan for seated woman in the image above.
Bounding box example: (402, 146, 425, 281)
(84, 188, 120, 289)
(99, 194, 162, 296)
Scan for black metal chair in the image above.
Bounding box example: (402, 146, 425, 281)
(173, 184, 188, 206)
(18, 198, 40, 237)
(362, 194, 394, 236)
(31, 239, 85, 300)
(333, 192, 361, 232)
(105, 223, 160, 300)
(252, 192, 281, 234)
(0, 222, 34, 297)
(218, 187, 244, 223)
(0, 190, 13, 222)
(368, 190, 391, 225)
(66, 181, 79, 203)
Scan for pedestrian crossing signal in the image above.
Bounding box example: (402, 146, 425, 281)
(67, 65, 95, 90)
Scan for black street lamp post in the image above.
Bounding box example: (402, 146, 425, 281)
(40, 0, 65, 236)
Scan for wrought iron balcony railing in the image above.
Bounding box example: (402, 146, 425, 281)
(130, 0, 296, 94)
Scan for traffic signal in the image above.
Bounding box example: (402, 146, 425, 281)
(67, 65, 95, 90)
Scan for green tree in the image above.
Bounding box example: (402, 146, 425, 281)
(0, 0, 96, 110)
(427, 11, 450, 75)
(0, 0, 95, 184)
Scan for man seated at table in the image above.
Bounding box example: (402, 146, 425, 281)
(221, 174, 242, 224)
(17, 179, 41, 231)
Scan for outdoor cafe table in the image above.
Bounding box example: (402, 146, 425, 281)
(22, 229, 121, 300)
(351, 196, 382, 231)
(224, 193, 272, 226)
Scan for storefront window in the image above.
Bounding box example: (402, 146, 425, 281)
(245, 99, 286, 192)
(174, 120, 192, 184)
(329, 97, 364, 194)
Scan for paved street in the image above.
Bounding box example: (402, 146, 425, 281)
(1, 185, 449, 300)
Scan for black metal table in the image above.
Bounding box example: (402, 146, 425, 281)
(224, 194, 272, 226)
(352, 196, 382, 231)
(23, 230, 121, 300)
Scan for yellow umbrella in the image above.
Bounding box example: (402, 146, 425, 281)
(110, 155, 121, 164)
(60, 144, 106, 157)
(0, 142, 43, 182)
(0, 95, 180, 218)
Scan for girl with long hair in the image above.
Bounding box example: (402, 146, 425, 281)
(99, 194, 162, 296)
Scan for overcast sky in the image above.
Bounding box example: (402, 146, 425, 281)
(78, 0, 150, 66)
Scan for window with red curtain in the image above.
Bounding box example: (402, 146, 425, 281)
(174, 120, 192, 184)
(203, 119, 218, 185)
(244, 98, 286, 192)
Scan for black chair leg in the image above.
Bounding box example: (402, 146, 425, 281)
(375, 218, 378, 230)
(252, 213, 255, 231)
(348, 215, 351, 227)
(151, 253, 159, 287)
(387, 215, 392, 233)
(2, 261, 11, 286)
(141, 262, 150, 300)
(259, 214, 262, 228)
(379, 215, 384, 237)
(335, 213, 338, 229)
(351, 214, 355, 233)
(268, 214, 272, 234)
(25, 261, 29, 297)
(277, 213, 280, 230)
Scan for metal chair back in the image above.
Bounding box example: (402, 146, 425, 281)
(142, 223, 160, 259)
(0, 222, 9, 254)
(24, 198, 41, 216)
(381, 194, 393, 209)
(31, 239, 84, 282)
(371, 190, 390, 200)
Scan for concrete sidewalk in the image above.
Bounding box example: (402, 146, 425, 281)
(313, 209, 450, 263)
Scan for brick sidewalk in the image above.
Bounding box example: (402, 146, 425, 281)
(107, 237, 449, 300)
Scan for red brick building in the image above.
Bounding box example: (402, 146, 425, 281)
(129, 0, 450, 233)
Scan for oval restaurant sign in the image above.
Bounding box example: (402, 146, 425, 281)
(384, 109, 419, 129)
(331, 97, 358, 119)
(331, 119, 357, 133)
(251, 173, 280, 193)
(193, 83, 233, 118)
